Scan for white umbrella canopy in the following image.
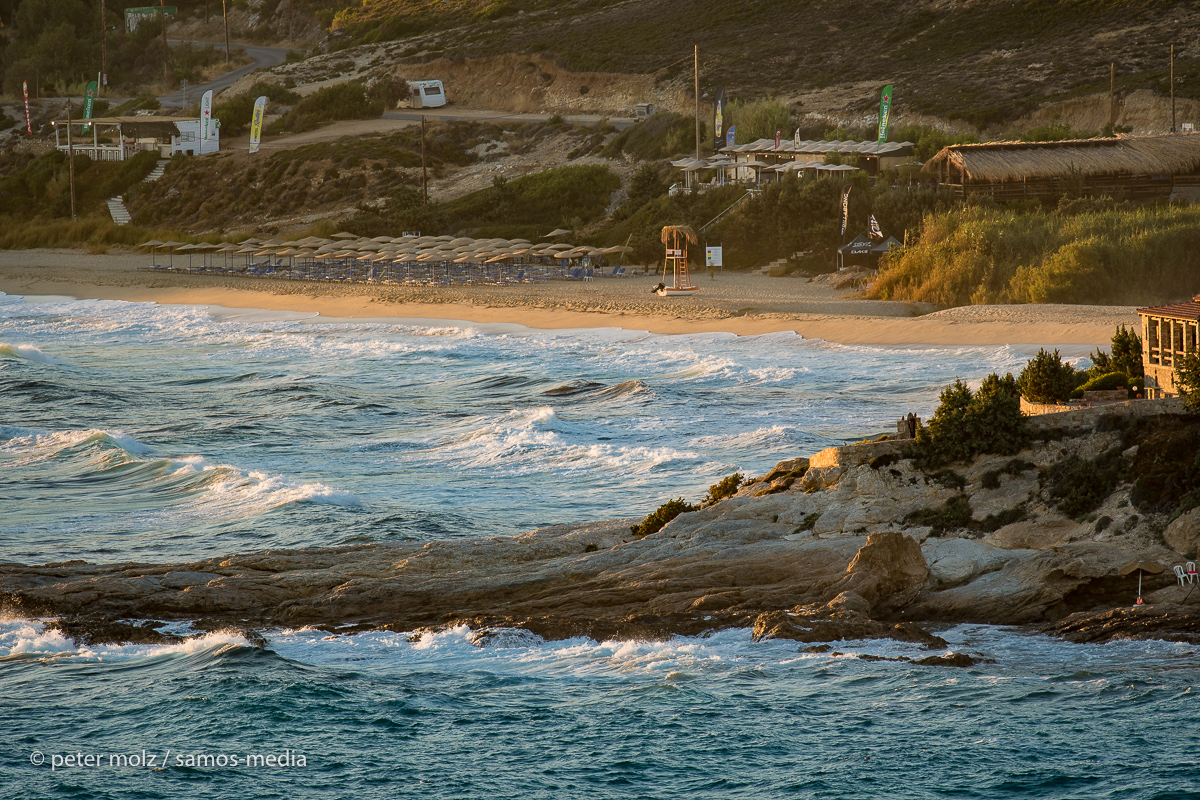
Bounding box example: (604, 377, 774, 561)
(138, 239, 165, 247)
(543, 228, 571, 238)
(332, 232, 358, 239)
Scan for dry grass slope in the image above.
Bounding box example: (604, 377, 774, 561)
(334, 0, 1200, 129)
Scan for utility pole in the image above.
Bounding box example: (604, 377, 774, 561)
(160, 0, 170, 85)
(694, 44, 700, 161)
(1109, 62, 1115, 131)
(421, 115, 428, 204)
(222, 0, 230, 63)
(66, 105, 77, 222)
(1170, 44, 1176, 133)
(100, 0, 107, 97)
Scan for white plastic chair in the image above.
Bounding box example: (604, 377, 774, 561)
(1175, 565, 1188, 586)
(1187, 562, 1198, 584)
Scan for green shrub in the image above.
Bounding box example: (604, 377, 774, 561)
(1018, 349, 1078, 404)
(724, 97, 790, 144)
(1176, 352, 1200, 414)
(1072, 371, 1128, 397)
(601, 113, 698, 161)
(869, 204, 1200, 307)
(794, 512, 821, 534)
(975, 507, 1026, 532)
(1019, 122, 1098, 142)
(265, 82, 383, 135)
(1090, 324, 1143, 381)
(1041, 450, 1126, 519)
(704, 473, 744, 505)
(213, 83, 302, 137)
(931, 469, 966, 490)
(631, 498, 698, 537)
(904, 495, 973, 534)
(443, 164, 620, 231)
(912, 373, 1027, 468)
(981, 458, 1036, 489)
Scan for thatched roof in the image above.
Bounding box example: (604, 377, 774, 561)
(924, 134, 1200, 182)
(661, 225, 697, 244)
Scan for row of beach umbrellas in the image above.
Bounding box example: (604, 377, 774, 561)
(136, 232, 634, 280)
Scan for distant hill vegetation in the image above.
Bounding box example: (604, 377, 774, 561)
(869, 202, 1200, 307)
(324, 0, 1200, 130)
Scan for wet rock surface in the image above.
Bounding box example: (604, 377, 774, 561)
(5, 405, 1200, 647)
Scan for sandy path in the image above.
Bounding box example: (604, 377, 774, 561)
(0, 250, 1139, 348)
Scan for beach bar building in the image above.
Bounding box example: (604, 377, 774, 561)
(1137, 297, 1200, 398)
(51, 116, 220, 161)
(924, 134, 1200, 201)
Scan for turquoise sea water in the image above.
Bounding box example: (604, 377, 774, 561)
(2, 292, 1198, 798)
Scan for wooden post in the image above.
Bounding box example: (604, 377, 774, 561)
(1109, 62, 1115, 130)
(222, 0, 230, 63)
(160, 0, 169, 85)
(100, 0, 107, 97)
(694, 45, 700, 162)
(1170, 44, 1176, 133)
(421, 115, 428, 204)
(66, 107, 77, 222)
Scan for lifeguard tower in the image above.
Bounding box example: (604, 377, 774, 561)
(657, 225, 699, 296)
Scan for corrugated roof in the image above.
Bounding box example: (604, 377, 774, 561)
(926, 133, 1200, 182)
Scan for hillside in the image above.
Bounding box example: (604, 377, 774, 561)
(319, 0, 1199, 132)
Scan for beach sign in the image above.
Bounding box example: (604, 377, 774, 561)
(23, 80, 31, 136)
(200, 90, 213, 140)
(705, 246, 723, 267)
(81, 80, 98, 133)
(726, 125, 736, 147)
(877, 83, 894, 142)
(249, 96, 266, 153)
(840, 184, 852, 241)
(712, 86, 725, 150)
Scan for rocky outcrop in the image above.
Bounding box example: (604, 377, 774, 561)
(5, 405, 1200, 646)
(1164, 508, 1200, 558)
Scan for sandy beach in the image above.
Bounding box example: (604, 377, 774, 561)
(0, 249, 1139, 348)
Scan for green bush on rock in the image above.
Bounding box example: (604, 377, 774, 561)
(631, 498, 698, 537)
(1017, 349, 1079, 404)
(704, 473, 744, 506)
(912, 373, 1027, 469)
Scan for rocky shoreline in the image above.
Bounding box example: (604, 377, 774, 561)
(5, 399, 1199, 652)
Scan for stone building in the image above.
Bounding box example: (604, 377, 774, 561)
(1138, 296, 1200, 398)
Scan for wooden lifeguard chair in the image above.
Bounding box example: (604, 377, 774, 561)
(657, 225, 699, 296)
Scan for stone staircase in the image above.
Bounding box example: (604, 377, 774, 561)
(145, 159, 168, 181)
(105, 196, 131, 226)
(760, 251, 805, 276)
(106, 159, 168, 225)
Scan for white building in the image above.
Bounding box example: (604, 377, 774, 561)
(52, 116, 220, 161)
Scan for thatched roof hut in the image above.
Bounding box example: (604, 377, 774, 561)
(661, 225, 697, 244)
(925, 134, 1200, 200)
